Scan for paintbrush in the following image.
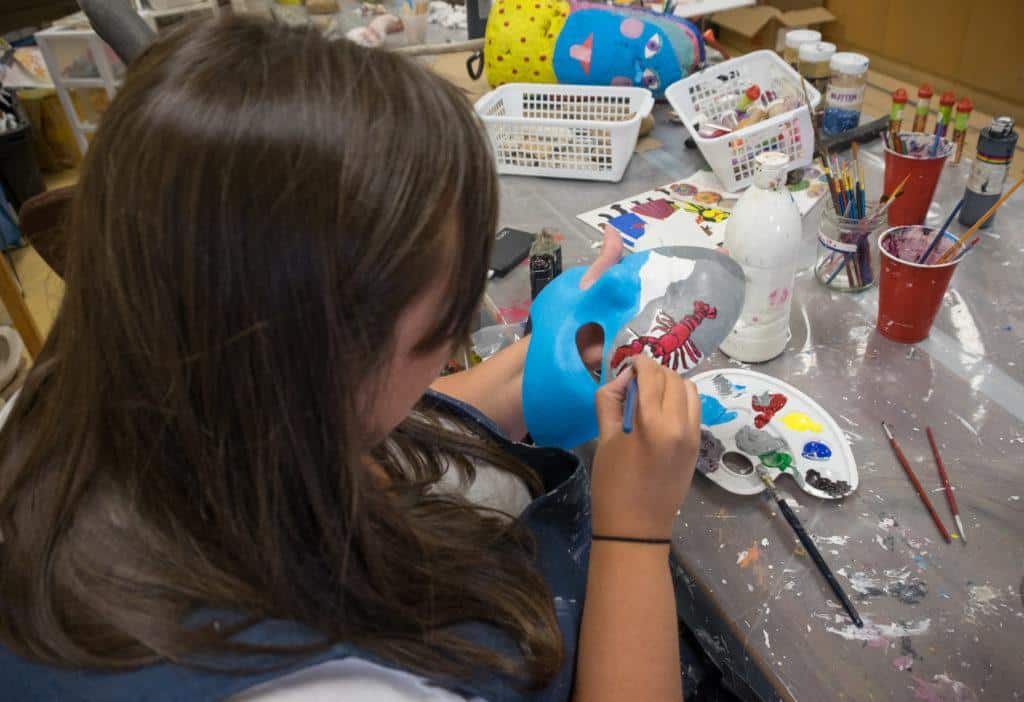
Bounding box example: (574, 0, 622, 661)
(937, 175, 1024, 263)
(623, 376, 638, 434)
(882, 422, 952, 543)
(926, 427, 966, 543)
(755, 465, 863, 628)
(917, 198, 964, 264)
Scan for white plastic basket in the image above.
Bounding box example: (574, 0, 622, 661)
(474, 84, 654, 183)
(665, 51, 820, 192)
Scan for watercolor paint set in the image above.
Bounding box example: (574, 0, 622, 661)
(692, 369, 858, 500)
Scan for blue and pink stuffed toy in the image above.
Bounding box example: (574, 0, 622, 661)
(484, 0, 704, 97)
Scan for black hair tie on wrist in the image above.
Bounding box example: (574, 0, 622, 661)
(591, 534, 671, 545)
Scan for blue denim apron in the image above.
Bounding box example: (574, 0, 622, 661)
(0, 391, 599, 701)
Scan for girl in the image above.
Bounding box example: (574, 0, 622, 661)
(0, 16, 701, 701)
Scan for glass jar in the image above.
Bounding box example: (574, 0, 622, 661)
(798, 41, 835, 124)
(822, 52, 869, 136)
(782, 29, 820, 70)
(815, 200, 884, 292)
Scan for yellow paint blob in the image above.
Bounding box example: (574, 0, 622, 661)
(782, 412, 823, 433)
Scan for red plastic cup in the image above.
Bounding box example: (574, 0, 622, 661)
(877, 226, 964, 343)
(884, 133, 952, 226)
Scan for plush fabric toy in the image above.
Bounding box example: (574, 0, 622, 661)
(484, 0, 703, 97)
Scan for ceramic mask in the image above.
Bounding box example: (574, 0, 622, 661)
(552, 8, 700, 96)
(523, 247, 744, 448)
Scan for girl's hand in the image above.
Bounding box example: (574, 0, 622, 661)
(590, 355, 701, 539)
(576, 225, 624, 373)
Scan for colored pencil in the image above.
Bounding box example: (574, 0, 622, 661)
(937, 175, 1024, 263)
(882, 422, 952, 543)
(622, 376, 638, 434)
(926, 427, 966, 544)
(917, 198, 964, 264)
(755, 465, 863, 628)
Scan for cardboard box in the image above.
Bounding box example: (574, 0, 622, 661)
(712, 5, 835, 54)
(764, 0, 825, 11)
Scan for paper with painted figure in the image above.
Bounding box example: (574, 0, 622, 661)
(690, 368, 858, 500)
(522, 246, 745, 449)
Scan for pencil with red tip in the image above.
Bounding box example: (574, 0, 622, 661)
(926, 427, 966, 543)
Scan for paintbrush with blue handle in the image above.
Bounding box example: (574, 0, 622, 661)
(755, 464, 864, 628)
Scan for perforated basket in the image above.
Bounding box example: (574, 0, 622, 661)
(665, 51, 820, 192)
(474, 84, 654, 183)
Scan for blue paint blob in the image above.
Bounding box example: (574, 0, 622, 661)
(802, 441, 832, 461)
(700, 394, 738, 426)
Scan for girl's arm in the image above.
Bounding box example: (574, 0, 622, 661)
(573, 356, 700, 702)
(430, 336, 530, 440)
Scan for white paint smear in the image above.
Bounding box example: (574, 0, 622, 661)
(826, 618, 930, 642)
(815, 535, 850, 546)
(637, 253, 696, 312)
(736, 549, 749, 565)
(763, 629, 771, 649)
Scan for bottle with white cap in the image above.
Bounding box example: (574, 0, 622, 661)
(798, 41, 836, 126)
(822, 51, 870, 135)
(719, 152, 802, 363)
(782, 29, 821, 70)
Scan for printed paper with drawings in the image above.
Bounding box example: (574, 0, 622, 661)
(577, 162, 830, 251)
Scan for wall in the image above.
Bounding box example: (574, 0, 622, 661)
(823, 0, 1023, 123)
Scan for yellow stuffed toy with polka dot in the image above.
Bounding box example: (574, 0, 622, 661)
(485, 0, 569, 85)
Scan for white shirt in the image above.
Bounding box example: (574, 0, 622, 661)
(234, 457, 531, 702)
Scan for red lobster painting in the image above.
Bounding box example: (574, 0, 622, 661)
(610, 300, 717, 372)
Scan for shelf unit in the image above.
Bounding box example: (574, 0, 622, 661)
(34, 2, 222, 154)
(35, 16, 124, 155)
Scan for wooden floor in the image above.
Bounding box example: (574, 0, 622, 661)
(4, 52, 1021, 345)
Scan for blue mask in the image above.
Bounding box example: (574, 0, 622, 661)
(552, 8, 702, 96)
(523, 247, 745, 449)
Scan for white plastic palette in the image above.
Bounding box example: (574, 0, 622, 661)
(691, 369, 858, 500)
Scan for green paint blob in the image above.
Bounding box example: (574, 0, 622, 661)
(759, 451, 793, 471)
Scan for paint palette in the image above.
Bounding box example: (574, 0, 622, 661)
(692, 369, 858, 500)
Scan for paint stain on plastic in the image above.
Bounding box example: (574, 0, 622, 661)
(700, 394, 738, 426)
(783, 412, 823, 433)
(802, 440, 832, 460)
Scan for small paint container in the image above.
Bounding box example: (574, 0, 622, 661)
(822, 52, 869, 136)
(876, 226, 966, 343)
(782, 29, 821, 70)
(815, 201, 884, 292)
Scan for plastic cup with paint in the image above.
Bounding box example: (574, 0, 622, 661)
(876, 226, 966, 343)
(883, 133, 953, 226)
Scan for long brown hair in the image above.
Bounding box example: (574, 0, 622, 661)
(0, 16, 562, 687)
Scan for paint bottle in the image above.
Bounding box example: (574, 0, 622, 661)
(951, 97, 972, 164)
(888, 88, 908, 137)
(935, 91, 956, 138)
(797, 41, 835, 124)
(959, 116, 1018, 229)
(782, 29, 821, 70)
(821, 52, 869, 136)
(719, 152, 801, 363)
(911, 84, 932, 133)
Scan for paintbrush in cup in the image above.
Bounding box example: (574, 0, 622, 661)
(917, 198, 964, 264)
(937, 175, 1024, 263)
(755, 465, 863, 628)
